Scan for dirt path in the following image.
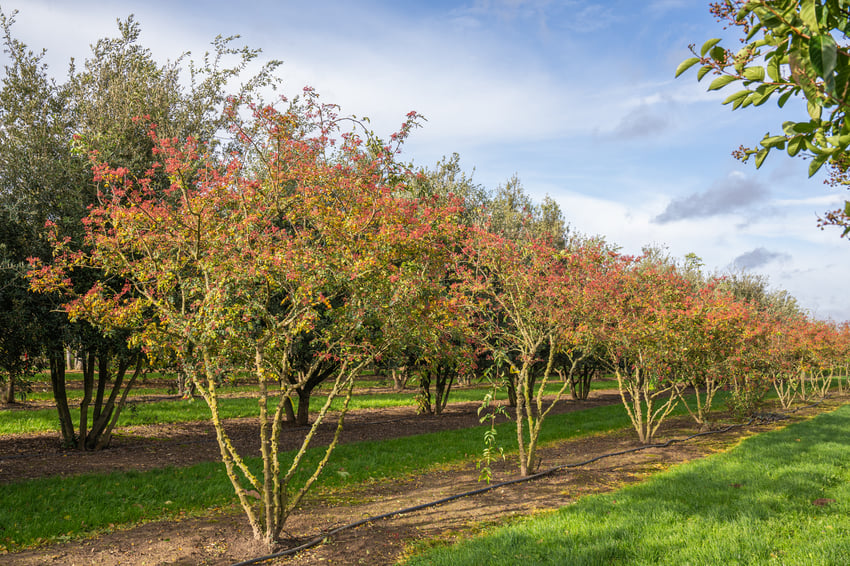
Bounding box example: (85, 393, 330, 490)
(1, 396, 843, 566)
(0, 390, 622, 483)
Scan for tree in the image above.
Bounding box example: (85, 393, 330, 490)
(0, 262, 42, 403)
(592, 254, 695, 444)
(2, 9, 280, 448)
(0, 10, 84, 407)
(456, 230, 575, 475)
(678, 0, 850, 235)
(486, 175, 567, 248)
(553, 235, 619, 401)
(31, 94, 462, 547)
(674, 282, 758, 428)
(406, 153, 489, 228)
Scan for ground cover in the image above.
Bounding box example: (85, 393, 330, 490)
(0, 380, 617, 435)
(404, 402, 850, 565)
(0, 393, 633, 549)
(2, 398, 841, 565)
(0, 386, 842, 565)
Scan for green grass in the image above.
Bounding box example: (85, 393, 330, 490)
(0, 398, 642, 550)
(404, 403, 850, 566)
(25, 386, 175, 401)
(0, 380, 618, 435)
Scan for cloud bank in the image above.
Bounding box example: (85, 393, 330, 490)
(731, 247, 792, 270)
(654, 173, 769, 223)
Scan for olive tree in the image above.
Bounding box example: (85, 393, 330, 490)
(2, 8, 279, 448)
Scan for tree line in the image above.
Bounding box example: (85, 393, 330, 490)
(5, 3, 850, 548)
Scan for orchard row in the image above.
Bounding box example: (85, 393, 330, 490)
(27, 95, 850, 544)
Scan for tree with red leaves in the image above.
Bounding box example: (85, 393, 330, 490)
(30, 91, 463, 547)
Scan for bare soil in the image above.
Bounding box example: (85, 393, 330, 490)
(0, 391, 842, 566)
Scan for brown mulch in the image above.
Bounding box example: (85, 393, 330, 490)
(0, 393, 843, 566)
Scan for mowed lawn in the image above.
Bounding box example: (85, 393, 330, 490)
(404, 403, 850, 565)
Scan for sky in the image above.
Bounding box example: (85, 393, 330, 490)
(2, 0, 848, 321)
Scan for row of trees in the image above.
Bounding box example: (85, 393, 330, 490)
(6, 2, 850, 548)
(28, 88, 850, 543)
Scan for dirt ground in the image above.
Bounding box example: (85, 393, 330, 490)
(1, 391, 842, 566)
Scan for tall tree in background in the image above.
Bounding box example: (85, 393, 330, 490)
(677, 0, 850, 237)
(0, 10, 84, 406)
(1, 8, 280, 448)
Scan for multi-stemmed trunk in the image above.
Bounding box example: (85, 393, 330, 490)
(197, 345, 364, 548)
(515, 335, 571, 476)
(615, 365, 678, 444)
(676, 372, 723, 430)
(49, 344, 144, 450)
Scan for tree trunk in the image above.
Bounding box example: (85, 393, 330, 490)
(93, 355, 143, 450)
(3, 374, 14, 404)
(282, 396, 297, 426)
(391, 367, 409, 391)
(295, 389, 311, 426)
(505, 371, 518, 408)
(50, 350, 75, 446)
(434, 363, 455, 415)
(417, 371, 433, 414)
(515, 367, 528, 476)
(569, 366, 593, 400)
(88, 354, 134, 449)
(78, 350, 96, 450)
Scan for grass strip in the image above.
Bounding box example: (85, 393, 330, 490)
(404, 403, 850, 566)
(0, 381, 616, 435)
(0, 399, 641, 550)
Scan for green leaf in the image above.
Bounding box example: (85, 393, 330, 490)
(752, 87, 778, 106)
(722, 90, 750, 105)
(761, 135, 787, 149)
(697, 66, 712, 81)
(745, 21, 763, 42)
(808, 153, 829, 176)
(800, 0, 819, 31)
(675, 57, 702, 78)
(834, 66, 850, 101)
(804, 137, 823, 153)
(750, 92, 768, 106)
(708, 75, 737, 91)
(767, 56, 782, 82)
(809, 34, 837, 79)
(787, 136, 805, 157)
(807, 99, 823, 121)
(700, 38, 722, 57)
(777, 90, 794, 108)
(743, 66, 765, 81)
(710, 45, 726, 63)
(754, 148, 769, 169)
(757, 9, 783, 31)
(783, 120, 816, 135)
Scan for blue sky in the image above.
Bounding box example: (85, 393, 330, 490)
(3, 0, 848, 321)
